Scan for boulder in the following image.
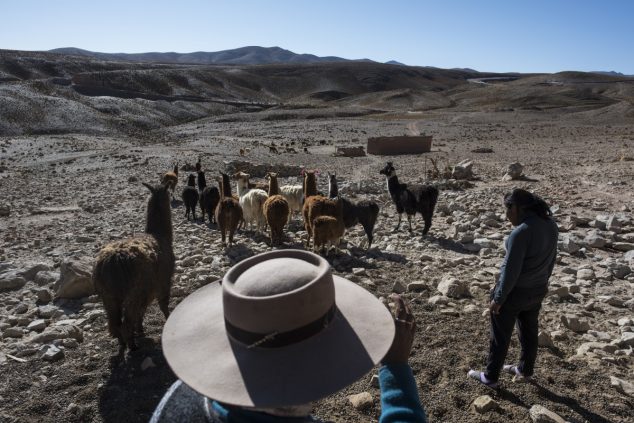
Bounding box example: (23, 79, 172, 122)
(54, 257, 94, 299)
(538, 331, 555, 347)
(437, 276, 470, 298)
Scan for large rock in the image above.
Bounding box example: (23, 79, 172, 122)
(437, 276, 470, 298)
(584, 232, 607, 249)
(560, 314, 590, 333)
(504, 162, 524, 180)
(21, 263, 52, 281)
(624, 250, 634, 263)
(612, 242, 634, 252)
(529, 405, 566, 423)
(452, 159, 473, 180)
(558, 235, 580, 254)
(28, 325, 83, 344)
(0, 270, 26, 292)
(54, 257, 94, 299)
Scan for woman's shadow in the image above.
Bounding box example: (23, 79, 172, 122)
(98, 343, 176, 423)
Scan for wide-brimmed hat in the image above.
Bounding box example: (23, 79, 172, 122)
(162, 249, 395, 408)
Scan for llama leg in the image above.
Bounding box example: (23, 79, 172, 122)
(158, 294, 170, 319)
(122, 309, 137, 351)
(407, 214, 413, 232)
(393, 214, 402, 232)
(422, 210, 432, 235)
(104, 300, 124, 348)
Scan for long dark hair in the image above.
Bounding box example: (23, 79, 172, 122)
(504, 189, 552, 219)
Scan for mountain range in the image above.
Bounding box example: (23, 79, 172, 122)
(48, 46, 377, 66)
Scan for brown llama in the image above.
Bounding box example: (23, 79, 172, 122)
(263, 172, 290, 246)
(161, 162, 179, 198)
(301, 170, 339, 250)
(215, 172, 243, 247)
(92, 183, 175, 354)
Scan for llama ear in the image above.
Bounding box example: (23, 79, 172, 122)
(142, 182, 155, 192)
(300, 169, 305, 176)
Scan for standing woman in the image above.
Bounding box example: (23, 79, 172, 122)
(468, 189, 558, 388)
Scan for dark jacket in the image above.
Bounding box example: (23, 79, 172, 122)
(493, 212, 558, 305)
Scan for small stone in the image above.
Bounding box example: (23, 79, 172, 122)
(2, 327, 24, 338)
(352, 268, 366, 276)
(428, 295, 449, 305)
(41, 345, 64, 362)
(369, 374, 380, 388)
(538, 331, 554, 347)
(560, 314, 590, 333)
(576, 268, 595, 280)
(141, 357, 156, 371)
(619, 332, 634, 347)
(437, 276, 470, 298)
(38, 305, 62, 319)
(348, 392, 374, 410)
(529, 404, 566, 423)
(407, 281, 427, 292)
(27, 319, 47, 332)
(472, 395, 498, 413)
(13, 303, 28, 314)
(610, 376, 634, 396)
(0, 270, 27, 292)
(391, 281, 406, 294)
(36, 288, 52, 303)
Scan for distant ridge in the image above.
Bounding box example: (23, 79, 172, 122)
(592, 70, 634, 77)
(48, 46, 371, 65)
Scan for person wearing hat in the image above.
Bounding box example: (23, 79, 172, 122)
(468, 189, 558, 388)
(151, 249, 427, 422)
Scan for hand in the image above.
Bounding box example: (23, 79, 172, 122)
(381, 294, 416, 365)
(489, 300, 502, 315)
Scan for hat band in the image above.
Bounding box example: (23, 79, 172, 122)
(225, 305, 337, 349)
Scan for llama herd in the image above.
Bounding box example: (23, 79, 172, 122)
(92, 160, 439, 353)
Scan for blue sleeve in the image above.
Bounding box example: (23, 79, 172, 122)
(494, 226, 529, 304)
(379, 364, 427, 423)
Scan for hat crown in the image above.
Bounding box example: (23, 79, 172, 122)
(234, 258, 319, 297)
(223, 250, 335, 335)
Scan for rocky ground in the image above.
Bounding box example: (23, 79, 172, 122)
(1, 108, 634, 423)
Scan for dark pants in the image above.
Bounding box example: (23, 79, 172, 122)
(485, 287, 545, 381)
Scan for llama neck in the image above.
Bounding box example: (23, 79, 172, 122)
(268, 177, 280, 196)
(387, 174, 401, 195)
(145, 197, 173, 245)
(236, 180, 249, 197)
(328, 178, 338, 199)
(304, 176, 317, 197)
(221, 177, 232, 198)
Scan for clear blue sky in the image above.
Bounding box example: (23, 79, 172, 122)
(2, 0, 633, 74)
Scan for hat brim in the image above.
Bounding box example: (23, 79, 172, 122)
(161, 276, 395, 408)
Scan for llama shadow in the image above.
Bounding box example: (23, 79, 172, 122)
(364, 248, 408, 264)
(98, 347, 176, 423)
(170, 198, 183, 208)
(425, 234, 475, 255)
